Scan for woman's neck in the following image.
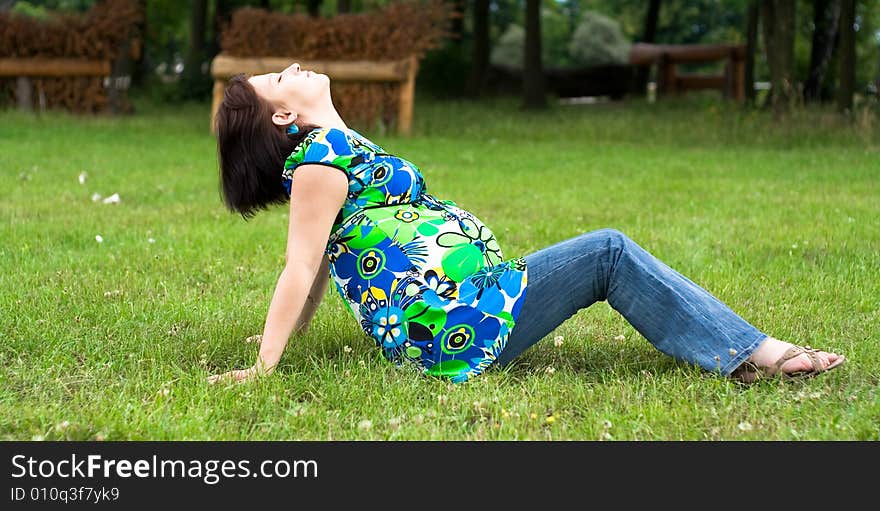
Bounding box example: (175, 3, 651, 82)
(299, 105, 347, 130)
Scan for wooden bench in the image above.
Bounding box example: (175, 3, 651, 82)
(0, 58, 111, 110)
(629, 43, 747, 101)
(209, 53, 419, 135)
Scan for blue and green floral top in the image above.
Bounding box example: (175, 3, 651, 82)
(282, 127, 528, 383)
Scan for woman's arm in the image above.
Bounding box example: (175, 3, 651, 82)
(252, 261, 318, 375)
(208, 165, 347, 384)
(293, 254, 330, 335)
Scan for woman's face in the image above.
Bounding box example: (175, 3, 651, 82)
(247, 63, 329, 125)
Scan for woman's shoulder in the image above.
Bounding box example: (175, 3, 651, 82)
(287, 126, 390, 168)
(286, 126, 370, 173)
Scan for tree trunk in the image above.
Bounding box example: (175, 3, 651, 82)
(761, 0, 797, 118)
(130, 0, 148, 89)
(183, 0, 208, 84)
(744, 0, 759, 105)
(836, 0, 856, 113)
(210, 0, 233, 60)
(635, 0, 662, 95)
(108, 38, 135, 114)
(338, 0, 351, 13)
(522, 0, 546, 109)
(307, 0, 322, 17)
(450, 0, 465, 46)
(804, 0, 841, 102)
(466, 0, 490, 97)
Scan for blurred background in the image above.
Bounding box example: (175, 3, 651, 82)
(1, 0, 877, 125)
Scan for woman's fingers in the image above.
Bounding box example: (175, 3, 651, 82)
(207, 368, 252, 384)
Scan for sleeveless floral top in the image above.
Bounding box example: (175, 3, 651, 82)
(282, 127, 528, 383)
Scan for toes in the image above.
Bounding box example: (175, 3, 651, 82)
(783, 350, 838, 374)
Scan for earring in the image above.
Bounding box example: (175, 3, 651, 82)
(286, 123, 299, 135)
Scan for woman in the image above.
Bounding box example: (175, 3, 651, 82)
(208, 63, 845, 385)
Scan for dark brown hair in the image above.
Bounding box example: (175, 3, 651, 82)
(214, 74, 315, 220)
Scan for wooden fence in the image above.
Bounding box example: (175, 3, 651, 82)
(0, 58, 111, 110)
(629, 43, 747, 101)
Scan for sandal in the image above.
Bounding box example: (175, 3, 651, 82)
(731, 345, 846, 384)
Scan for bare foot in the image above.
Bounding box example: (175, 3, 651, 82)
(746, 336, 843, 375)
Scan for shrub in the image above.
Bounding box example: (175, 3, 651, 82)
(568, 11, 631, 68)
(220, 1, 452, 61)
(489, 24, 525, 70)
(0, 0, 142, 112)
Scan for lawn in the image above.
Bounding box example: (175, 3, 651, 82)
(1, 92, 877, 440)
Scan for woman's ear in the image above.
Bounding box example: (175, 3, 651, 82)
(271, 110, 297, 127)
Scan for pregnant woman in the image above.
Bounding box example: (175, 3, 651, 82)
(208, 63, 844, 385)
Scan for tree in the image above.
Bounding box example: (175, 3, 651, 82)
(761, 0, 797, 117)
(466, 0, 490, 97)
(804, 0, 841, 102)
(306, 0, 321, 17)
(522, 0, 546, 109)
(449, 0, 465, 45)
(744, 0, 759, 105)
(635, 0, 661, 95)
(209, 0, 233, 59)
(179, 0, 209, 100)
(836, 0, 856, 113)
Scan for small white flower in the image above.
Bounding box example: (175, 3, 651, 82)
(613, 334, 626, 342)
(91, 193, 102, 202)
(553, 335, 564, 347)
(602, 420, 613, 429)
(102, 193, 120, 205)
(78, 172, 87, 184)
(343, 345, 353, 353)
(357, 419, 372, 431)
(737, 421, 753, 431)
(95, 235, 104, 243)
(55, 420, 71, 431)
(388, 417, 402, 430)
(544, 366, 556, 375)
(157, 388, 171, 397)
(148, 238, 156, 244)
(244, 334, 262, 344)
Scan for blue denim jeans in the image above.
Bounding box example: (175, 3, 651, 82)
(495, 228, 769, 376)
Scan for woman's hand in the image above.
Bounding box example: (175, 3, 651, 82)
(207, 363, 270, 385)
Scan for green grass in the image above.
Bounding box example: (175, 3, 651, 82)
(1, 93, 878, 440)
